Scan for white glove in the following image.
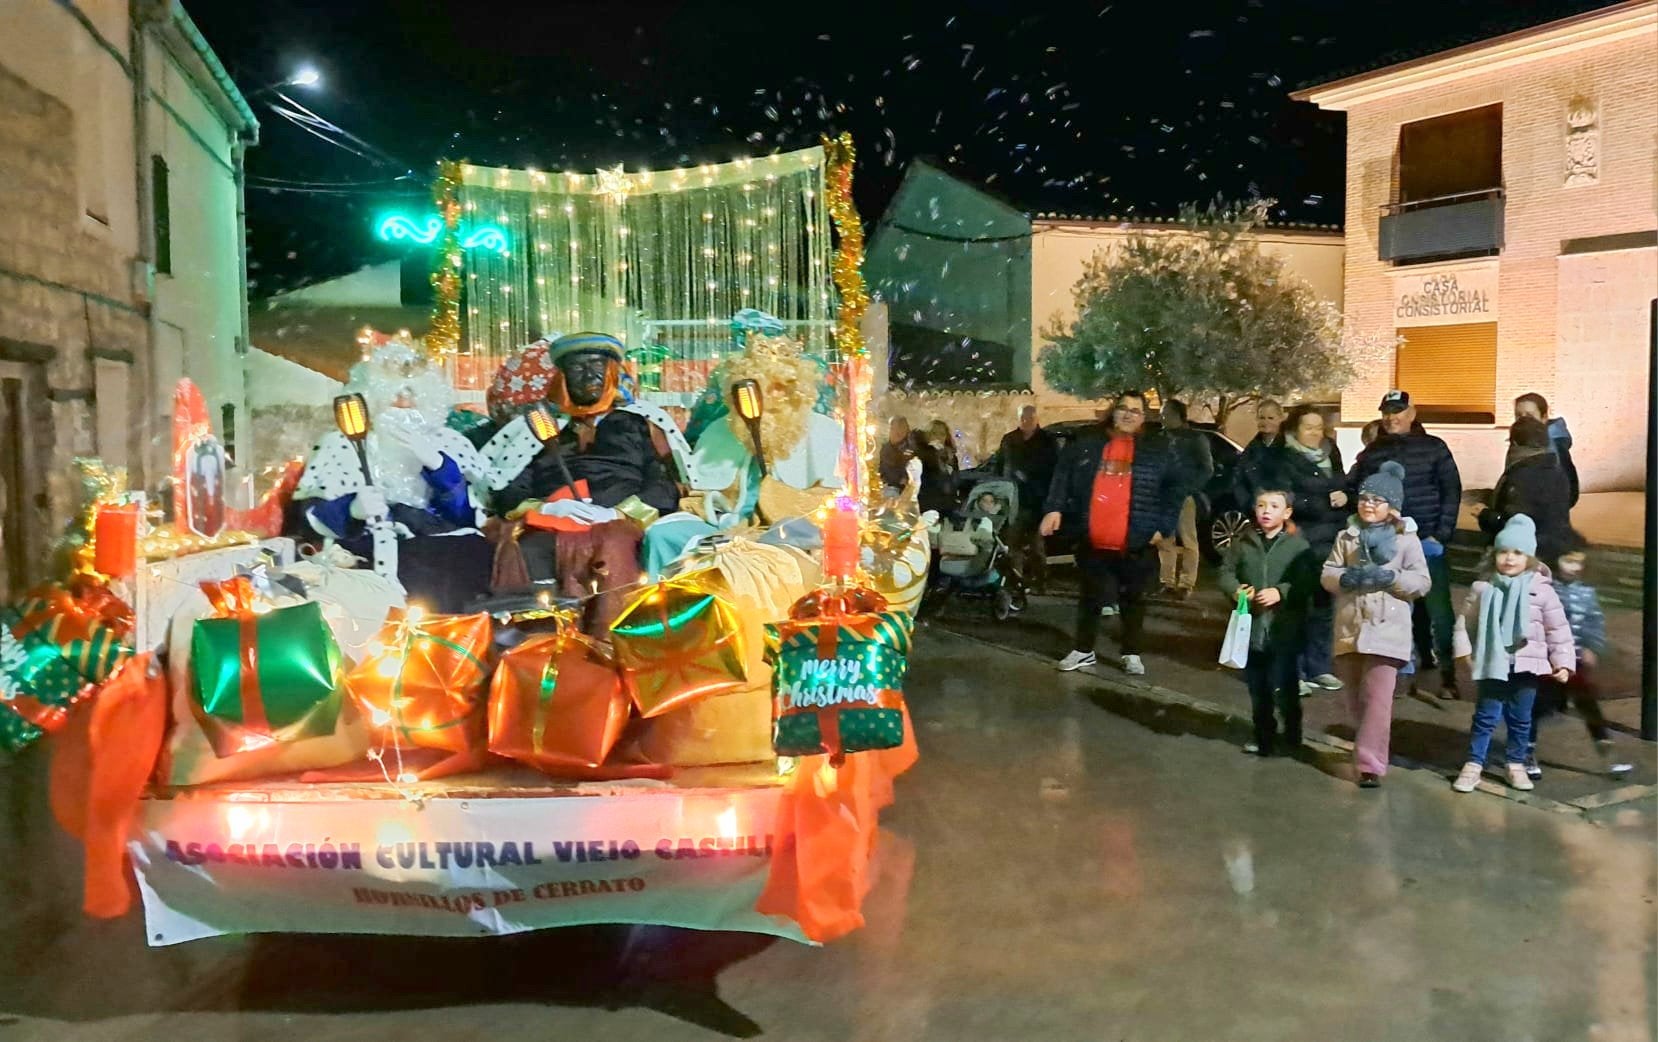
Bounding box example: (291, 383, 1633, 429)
(383, 425, 445, 471)
(904, 458, 923, 484)
(538, 499, 620, 525)
(350, 488, 389, 520)
(920, 510, 940, 527)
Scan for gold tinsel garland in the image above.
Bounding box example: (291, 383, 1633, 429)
(425, 159, 465, 360)
(822, 133, 868, 361)
(822, 133, 878, 504)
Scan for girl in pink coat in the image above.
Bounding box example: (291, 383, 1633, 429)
(1452, 514, 1576, 793)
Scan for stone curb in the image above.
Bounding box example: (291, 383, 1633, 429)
(931, 622, 1654, 819)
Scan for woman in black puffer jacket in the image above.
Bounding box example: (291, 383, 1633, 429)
(1268, 404, 1348, 691)
(1476, 416, 1580, 569)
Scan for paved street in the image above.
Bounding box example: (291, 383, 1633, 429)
(2, 627, 1654, 1041)
(961, 565, 1657, 811)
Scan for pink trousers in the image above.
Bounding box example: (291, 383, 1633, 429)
(1338, 653, 1404, 776)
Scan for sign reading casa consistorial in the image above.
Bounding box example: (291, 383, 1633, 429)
(1393, 266, 1498, 327)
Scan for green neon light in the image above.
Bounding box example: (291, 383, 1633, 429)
(375, 212, 510, 254)
(613, 595, 716, 638)
(461, 226, 508, 251)
(377, 214, 442, 245)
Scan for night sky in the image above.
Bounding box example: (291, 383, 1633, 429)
(184, 0, 1608, 299)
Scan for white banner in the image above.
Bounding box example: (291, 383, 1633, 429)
(1392, 266, 1498, 327)
(130, 786, 806, 946)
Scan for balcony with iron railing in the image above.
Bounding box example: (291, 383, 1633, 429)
(1378, 188, 1505, 264)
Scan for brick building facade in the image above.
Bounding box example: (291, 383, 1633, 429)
(1295, 1, 1657, 492)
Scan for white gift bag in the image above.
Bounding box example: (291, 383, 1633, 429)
(1219, 591, 1251, 669)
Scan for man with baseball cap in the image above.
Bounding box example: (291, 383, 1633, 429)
(1348, 389, 1464, 698)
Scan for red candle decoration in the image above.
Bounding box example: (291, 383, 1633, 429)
(822, 495, 861, 581)
(92, 503, 139, 580)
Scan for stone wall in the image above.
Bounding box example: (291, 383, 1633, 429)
(0, 62, 147, 587)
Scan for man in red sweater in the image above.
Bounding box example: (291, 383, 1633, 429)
(1041, 391, 1185, 676)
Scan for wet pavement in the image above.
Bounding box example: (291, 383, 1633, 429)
(2, 628, 1656, 1041)
(949, 572, 1657, 812)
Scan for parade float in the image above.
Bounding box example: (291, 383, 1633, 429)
(12, 137, 932, 947)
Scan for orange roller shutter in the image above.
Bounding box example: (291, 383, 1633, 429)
(1394, 322, 1497, 415)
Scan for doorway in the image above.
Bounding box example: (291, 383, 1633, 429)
(0, 360, 49, 601)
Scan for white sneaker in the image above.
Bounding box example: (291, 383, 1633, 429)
(1099, 605, 1119, 617)
(1506, 763, 1535, 791)
(1453, 762, 1483, 792)
(1312, 673, 1343, 691)
(1121, 654, 1145, 676)
(1057, 650, 1096, 672)
(1595, 740, 1634, 777)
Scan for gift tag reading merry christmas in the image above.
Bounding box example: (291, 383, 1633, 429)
(766, 590, 911, 762)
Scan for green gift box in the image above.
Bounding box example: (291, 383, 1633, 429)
(0, 622, 86, 753)
(766, 603, 912, 761)
(190, 599, 343, 759)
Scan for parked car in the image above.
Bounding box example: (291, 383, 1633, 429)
(1044, 418, 1249, 560)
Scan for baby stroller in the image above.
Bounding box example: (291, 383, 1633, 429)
(921, 478, 1030, 620)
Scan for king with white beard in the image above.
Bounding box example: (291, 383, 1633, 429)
(290, 339, 499, 611)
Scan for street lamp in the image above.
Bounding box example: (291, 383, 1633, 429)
(247, 65, 323, 100)
(333, 392, 373, 484)
(525, 402, 578, 495)
(731, 378, 766, 476)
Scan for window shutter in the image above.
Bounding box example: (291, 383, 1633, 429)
(1394, 322, 1497, 417)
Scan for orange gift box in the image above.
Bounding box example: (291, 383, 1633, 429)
(488, 629, 630, 773)
(345, 611, 493, 753)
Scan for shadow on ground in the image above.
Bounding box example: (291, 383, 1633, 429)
(3, 917, 777, 1037)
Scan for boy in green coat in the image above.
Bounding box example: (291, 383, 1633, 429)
(1218, 486, 1320, 756)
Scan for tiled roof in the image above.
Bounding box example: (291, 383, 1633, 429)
(1293, 0, 1633, 92)
(1030, 212, 1342, 233)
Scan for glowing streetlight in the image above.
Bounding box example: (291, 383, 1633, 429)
(247, 65, 323, 100)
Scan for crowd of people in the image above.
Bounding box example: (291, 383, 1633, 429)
(887, 387, 1629, 791)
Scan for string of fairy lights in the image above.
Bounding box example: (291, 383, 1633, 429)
(449, 148, 833, 390)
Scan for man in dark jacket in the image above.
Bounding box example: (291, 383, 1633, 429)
(1232, 398, 1283, 508)
(1041, 390, 1185, 676)
(995, 405, 1060, 590)
(878, 416, 913, 497)
(1348, 390, 1463, 697)
(1477, 416, 1578, 568)
(494, 334, 679, 616)
(1151, 399, 1214, 598)
(493, 341, 681, 518)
